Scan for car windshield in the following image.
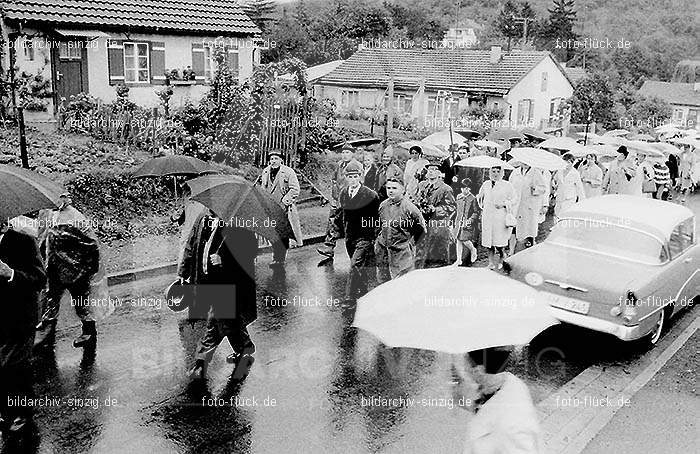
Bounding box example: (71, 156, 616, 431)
(547, 218, 667, 264)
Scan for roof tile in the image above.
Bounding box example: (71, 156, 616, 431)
(2, 0, 259, 35)
(638, 81, 700, 107)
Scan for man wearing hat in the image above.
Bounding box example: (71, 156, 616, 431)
(375, 177, 426, 283)
(338, 160, 380, 303)
(317, 145, 356, 264)
(374, 148, 403, 202)
(260, 150, 303, 268)
(603, 146, 637, 195)
(404, 145, 428, 199)
(415, 159, 456, 268)
(34, 193, 101, 351)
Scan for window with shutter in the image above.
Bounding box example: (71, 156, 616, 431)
(192, 42, 206, 83)
(150, 42, 166, 85)
(227, 47, 239, 79)
(107, 39, 125, 85)
(123, 42, 150, 83)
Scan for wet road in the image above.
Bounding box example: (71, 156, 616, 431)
(27, 195, 700, 454)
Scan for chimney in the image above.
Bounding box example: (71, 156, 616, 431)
(490, 46, 502, 64)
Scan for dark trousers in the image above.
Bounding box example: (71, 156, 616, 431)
(272, 238, 290, 263)
(415, 227, 451, 268)
(195, 317, 252, 364)
(41, 274, 93, 323)
(0, 362, 34, 427)
(345, 238, 374, 300)
(322, 205, 344, 252)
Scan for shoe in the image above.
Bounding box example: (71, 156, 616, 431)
(231, 354, 255, 380)
(73, 321, 97, 349)
(340, 298, 356, 309)
(188, 360, 206, 380)
(316, 246, 334, 258)
(34, 319, 57, 349)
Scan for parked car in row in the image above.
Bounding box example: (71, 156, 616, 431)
(504, 195, 699, 348)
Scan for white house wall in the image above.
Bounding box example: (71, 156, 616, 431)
(506, 56, 573, 129)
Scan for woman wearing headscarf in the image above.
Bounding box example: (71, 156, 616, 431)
(554, 153, 586, 221)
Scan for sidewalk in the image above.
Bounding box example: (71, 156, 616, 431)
(581, 331, 699, 454)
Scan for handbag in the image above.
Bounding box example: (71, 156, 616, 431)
(505, 212, 517, 228)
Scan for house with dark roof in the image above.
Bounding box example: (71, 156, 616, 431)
(638, 81, 700, 129)
(0, 0, 260, 119)
(314, 46, 574, 130)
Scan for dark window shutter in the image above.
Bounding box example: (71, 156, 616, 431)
(226, 47, 239, 78)
(107, 39, 124, 85)
(150, 41, 166, 85)
(192, 42, 205, 83)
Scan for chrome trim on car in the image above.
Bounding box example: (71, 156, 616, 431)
(636, 303, 671, 322)
(544, 279, 588, 292)
(549, 307, 648, 341)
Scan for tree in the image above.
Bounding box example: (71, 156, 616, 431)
(539, 0, 578, 61)
(562, 73, 616, 129)
(493, 0, 520, 51)
(622, 95, 672, 133)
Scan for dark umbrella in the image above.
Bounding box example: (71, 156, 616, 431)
(487, 128, 526, 142)
(132, 155, 217, 178)
(521, 128, 553, 142)
(0, 165, 64, 220)
(453, 128, 481, 140)
(331, 138, 383, 150)
(132, 155, 217, 197)
(186, 174, 294, 244)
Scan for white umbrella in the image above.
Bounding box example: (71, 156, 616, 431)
(455, 156, 514, 170)
(423, 129, 479, 150)
(397, 140, 448, 158)
(473, 139, 503, 149)
(649, 142, 682, 156)
(353, 268, 559, 354)
(655, 124, 682, 134)
(672, 136, 700, 148)
(538, 136, 582, 151)
(587, 144, 620, 158)
(508, 147, 567, 171)
(604, 129, 630, 137)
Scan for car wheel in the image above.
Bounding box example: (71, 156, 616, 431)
(644, 306, 670, 349)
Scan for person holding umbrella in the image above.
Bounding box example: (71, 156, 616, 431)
(513, 164, 547, 251)
(403, 145, 428, 199)
(187, 218, 259, 380)
(338, 160, 380, 305)
(374, 177, 425, 283)
(603, 146, 636, 195)
(554, 153, 586, 221)
(452, 178, 480, 266)
(0, 219, 46, 449)
(579, 153, 604, 198)
(260, 150, 303, 268)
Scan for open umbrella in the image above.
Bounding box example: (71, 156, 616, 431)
(603, 129, 630, 137)
(186, 174, 294, 244)
(353, 267, 558, 354)
(455, 156, 514, 170)
(587, 144, 620, 158)
(332, 138, 383, 150)
(627, 133, 655, 141)
(453, 128, 481, 140)
(396, 140, 447, 159)
(473, 139, 503, 149)
(487, 128, 525, 142)
(0, 165, 64, 220)
(508, 147, 567, 171)
(132, 155, 217, 178)
(422, 129, 478, 151)
(520, 128, 553, 142)
(649, 142, 682, 156)
(538, 136, 584, 152)
(625, 140, 665, 157)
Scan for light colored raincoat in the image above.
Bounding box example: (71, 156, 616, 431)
(260, 164, 304, 246)
(478, 179, 516, 248)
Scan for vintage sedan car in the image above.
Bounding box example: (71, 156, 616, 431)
(504, 195, 699, 348)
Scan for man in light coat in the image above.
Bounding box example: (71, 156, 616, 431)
(515, 165, 547, 250)
(260, 150, 303, 267)
(375, 178, 426, 283)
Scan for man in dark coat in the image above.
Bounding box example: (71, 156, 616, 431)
(317, 146, 357, 263)
(416, 160, 457, 268)
(0, 222, 46, 447)
(181, 216, 258, 380)
(339, 160, 380, 304)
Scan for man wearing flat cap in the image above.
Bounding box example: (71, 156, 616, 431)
(338, 160, 380, 304)
(375, 177, 426, 284)
(260, 150, 303, 268)
(415, 159, 456, 268)
(374, 148, 403, 202)
(317, 145, 356, 263)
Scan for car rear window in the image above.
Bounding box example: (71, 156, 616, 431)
(547, 219, 667, 264)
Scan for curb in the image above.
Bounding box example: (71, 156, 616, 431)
(106, 233, 327, 287)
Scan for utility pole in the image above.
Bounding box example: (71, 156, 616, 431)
(7, 33, 29, 168)
(512, 16, 535, 46)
